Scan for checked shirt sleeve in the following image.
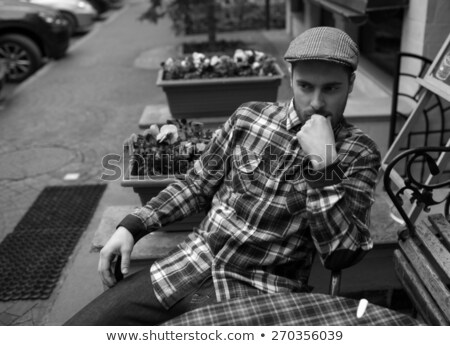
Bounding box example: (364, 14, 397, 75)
(118, 114, 237, 243)
(305, 136, 381, 270)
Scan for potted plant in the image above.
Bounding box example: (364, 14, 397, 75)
(157, 49, 284, 118)
(140, 1, 285, 118)
(121, 120, 217, 230)
(121, 119, 217, 204)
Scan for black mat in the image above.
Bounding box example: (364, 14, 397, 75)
(0, 184, 106, 301)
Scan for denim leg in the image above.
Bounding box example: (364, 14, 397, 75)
(64, 268, 187, 326)
(64, 269, 259, 326)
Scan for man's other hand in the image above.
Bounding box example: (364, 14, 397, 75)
(98, 226, 134, 288)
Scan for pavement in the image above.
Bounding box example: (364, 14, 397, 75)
(0, 0, 297, 326)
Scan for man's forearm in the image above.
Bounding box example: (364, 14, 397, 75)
(306, 150, 380, 262)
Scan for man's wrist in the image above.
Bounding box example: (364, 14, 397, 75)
(309, 150, 338, 170)
(117, 214, 147, 243)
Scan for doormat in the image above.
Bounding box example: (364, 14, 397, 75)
(0, 184, 106, 301)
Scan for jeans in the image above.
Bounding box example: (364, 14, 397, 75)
(64, 267, 218, 326)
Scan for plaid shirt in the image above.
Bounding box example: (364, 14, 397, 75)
(119, 100, 381, 309)
(162, 292, 422, 326)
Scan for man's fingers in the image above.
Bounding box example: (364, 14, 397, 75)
(310, 114, 331, 122)
(98, 250, 116, 288)
(97, 227, 134, 288)
(99, 266, 115, 288)
(120, 249, 131, 275)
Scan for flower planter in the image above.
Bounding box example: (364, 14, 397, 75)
(121, 159, 207, 232)
(120, 122, 215, 231)
(156, 63, 284, 118)
(121, 164, 179, 204)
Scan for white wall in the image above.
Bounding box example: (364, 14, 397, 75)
(424, 0, 450, 59)
(400, 0, 428, 56)
(401, 0, 450, 60)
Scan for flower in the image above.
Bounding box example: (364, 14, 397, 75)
(157, 124, 179, 144)
(125, 120, 217, 177)
(161, 49, 278, 80)
(233, 49, 247, 63)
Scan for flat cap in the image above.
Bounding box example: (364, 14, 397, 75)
(284, 27, 359, 71)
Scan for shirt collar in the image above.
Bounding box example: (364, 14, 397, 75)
(285, 99, 302, 131)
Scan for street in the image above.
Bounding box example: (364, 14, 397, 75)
(0, 0, 181, 245)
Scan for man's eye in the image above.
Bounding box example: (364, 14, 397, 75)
(298, 83, 311, 90)
(325, 85, 340, 92)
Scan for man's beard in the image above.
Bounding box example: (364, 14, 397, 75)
(300, 108, 334, 121)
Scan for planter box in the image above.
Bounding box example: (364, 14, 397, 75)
(156, 63, 284, 118)
(121, 153, 206, 232)
(122, 171, 178, 204)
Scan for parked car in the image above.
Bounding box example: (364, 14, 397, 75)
(85, 0, 124, 18)
(20, 0, 97, 35)
(86, 0, 110, 16)
(0, 0, 71, 82)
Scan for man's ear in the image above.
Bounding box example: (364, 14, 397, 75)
(348, 72, 356, 94)
(288, 64, 293, 88)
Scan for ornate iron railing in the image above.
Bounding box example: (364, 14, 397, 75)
(383, 147, 450, 235)
(388, 53, 450, 181)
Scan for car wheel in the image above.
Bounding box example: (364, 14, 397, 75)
(60, 11, 77, 36)
(0, 34, 42, 83)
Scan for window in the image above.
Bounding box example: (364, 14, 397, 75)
(358, 9, 404, 75)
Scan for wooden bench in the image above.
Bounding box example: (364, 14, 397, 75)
(384, 146, 450, 325)
(393, 214, 450, 325)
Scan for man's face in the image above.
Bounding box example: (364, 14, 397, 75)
(291, 60, 355, 128)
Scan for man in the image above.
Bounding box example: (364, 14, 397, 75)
(65, 27, 381, 325)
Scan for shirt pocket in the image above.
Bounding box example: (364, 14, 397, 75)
(231, 146, 262, 196)
(285, 179, 308, 216)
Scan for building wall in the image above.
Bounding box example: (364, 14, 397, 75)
(400, 0, 428, 56)
(286, 0, 320, 37)
(286, 0, 450, 61)
(401, 0, 450, 59)
(424, 0, 450, 58)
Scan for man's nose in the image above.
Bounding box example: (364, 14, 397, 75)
(310, 90, 325, 110)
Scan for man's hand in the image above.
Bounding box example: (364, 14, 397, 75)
(98, 226, 135, 288)
(296, 114, 338, 170)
